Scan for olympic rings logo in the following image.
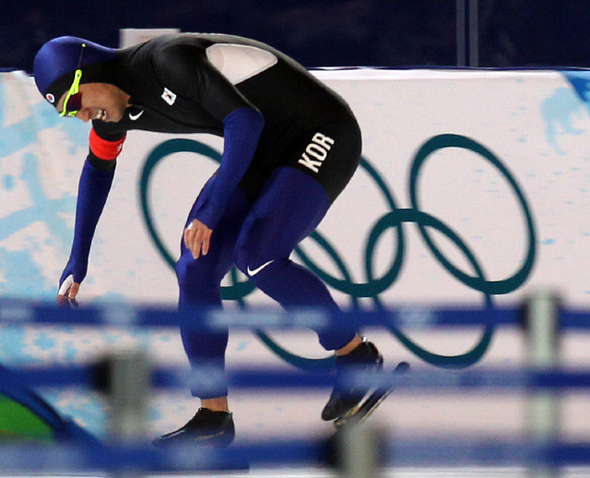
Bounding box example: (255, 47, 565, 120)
(139, 134, 537, 372)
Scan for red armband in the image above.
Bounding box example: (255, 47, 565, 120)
(89, 128, 126, 160)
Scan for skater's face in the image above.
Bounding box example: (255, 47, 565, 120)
(57, 83, 130, 123)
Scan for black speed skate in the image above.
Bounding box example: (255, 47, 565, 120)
(153, 408, 235, 448)
(334, 361, 410, 428)
(321, 339, 383, 422)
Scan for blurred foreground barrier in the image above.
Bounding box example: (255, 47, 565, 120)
(0, 291, 588, 477)
(0, 436, 590, 475)
(5, 363, 590, 391)
(1, 296, 589, 329)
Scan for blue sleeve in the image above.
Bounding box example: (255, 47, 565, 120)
(194, 107, 265, 228)
(59, 159, 114, 287)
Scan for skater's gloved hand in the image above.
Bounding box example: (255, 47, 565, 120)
(184, 219, 212, 260)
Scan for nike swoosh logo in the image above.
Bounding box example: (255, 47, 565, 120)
(247, 260, 274, 276)
(129, 110, 144, 121)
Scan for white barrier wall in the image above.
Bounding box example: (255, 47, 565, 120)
(1, 68, 588, 307)
(1, 68, 590, 439)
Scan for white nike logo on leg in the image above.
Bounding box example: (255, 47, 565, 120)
(247, 260, 274, 276)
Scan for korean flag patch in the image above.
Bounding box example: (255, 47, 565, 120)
(161, 87, 177, 106)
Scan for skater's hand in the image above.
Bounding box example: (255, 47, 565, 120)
(184, 219, 212, 259)
(57, 274, 80, 308)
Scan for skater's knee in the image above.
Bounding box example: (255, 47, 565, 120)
(176, 253, 218, 291)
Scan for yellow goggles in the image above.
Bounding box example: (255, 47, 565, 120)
(59, 43, 86, 117)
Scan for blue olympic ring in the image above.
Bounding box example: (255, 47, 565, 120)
(139, 134, 536, 372)
(410, 134, 537, 295)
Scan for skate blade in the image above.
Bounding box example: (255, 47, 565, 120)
(333, 361, 410, 428)
(335, 403, 361, 424)
(333, 388, 391, 428)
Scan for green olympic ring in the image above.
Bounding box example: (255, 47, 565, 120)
(368, 209, 494, 369)
(139, 134, 536, 372)
(294, 158, 404, 297)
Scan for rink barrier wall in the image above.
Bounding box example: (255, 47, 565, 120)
(1, 69, 590, 309)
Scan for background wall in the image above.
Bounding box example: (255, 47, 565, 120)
(2, 0, 590, 72)
(3, 68, 590, 308)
